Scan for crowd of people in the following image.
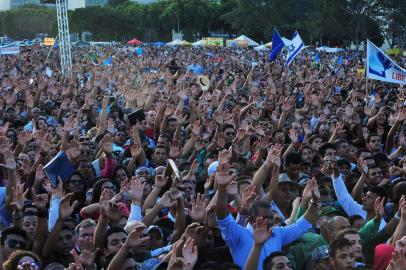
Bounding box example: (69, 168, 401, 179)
(0, 42, 406, 270)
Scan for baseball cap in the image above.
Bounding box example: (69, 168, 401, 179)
(147, 225, 164, 239)
(311, 245, 329, 262)
(278, 174, 300, 187)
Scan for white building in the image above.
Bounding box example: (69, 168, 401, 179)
(0, 0, 11, 11)
(68, 0, 107, 10)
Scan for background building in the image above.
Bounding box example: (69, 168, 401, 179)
(68, 0, 107, 10)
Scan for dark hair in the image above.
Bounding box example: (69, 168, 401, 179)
(369, 186, 388, 199)
(104, 226, 127, 248)
(113, 166, 128, 180)
(263, 251, 286, 269)
(329, 238, 352, 258)
(248, 201, 270, 218)
(347, 215, 364, 226)
(91, 178, 120, 204)
(285, 152, 302, 166)
(222, 124, 235, 132)
(3, 250, 42, 270)
(0, 226, 27, 245)
(335, 139, 348, 148)
(356, 148, 372, 158)
(373, 152, 389, 164)
(367, 133, 380, 143)
(318, 143, 337, 157)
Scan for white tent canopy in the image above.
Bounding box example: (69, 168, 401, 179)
(192, 40, 204, 46)
(167, 39, 183, 46)
(234, 35, 259, 47)
(254, 45, 269, 51)
(316, 46, 345, 53)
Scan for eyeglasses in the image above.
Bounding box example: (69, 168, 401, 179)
(225, 132, 235, 136)
(6, 239, 26, 249)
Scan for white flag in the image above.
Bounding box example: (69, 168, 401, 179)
(366, 40, 406, 85)
(285, 31, 305, 65)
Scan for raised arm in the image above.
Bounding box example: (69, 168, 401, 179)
(244, 217, 272, 270)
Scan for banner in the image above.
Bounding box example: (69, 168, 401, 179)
(203, 37, 223, 47)
(44, 38, 55, 46)
(0, 42, 20, 55)
(366, 40, 406, 85)
(226, 40, 248, 47)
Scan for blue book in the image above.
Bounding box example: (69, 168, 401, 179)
(43, 151, 76, 187)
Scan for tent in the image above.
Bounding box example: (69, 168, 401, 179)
(166, 39, 191, 46)
(234, 35, 259, 47)
(127, 38, 143, 45)
(192, 40, 204, 46)
(74, 40, 90, 47)
(151, 41, 166, 47)
(254, 45, 269, 51)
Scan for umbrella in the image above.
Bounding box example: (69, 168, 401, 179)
(128, 38, 143, 45)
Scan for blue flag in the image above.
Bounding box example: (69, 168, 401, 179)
(102, 56, 113, 66)
(285, 31, 305, 65)
(337, 55, 343, 65)
(268, 30, 284, 61)
(314, 52, 320, 64)
(366, 39, 406, 85)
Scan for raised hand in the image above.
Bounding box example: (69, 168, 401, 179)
(169, 139, 181, 159)
(11, 183, 28, 212)
(101, 134, 113, 154)
(100, 199, 122, 221)
(215, 163, 236, 186)
(266, 144, 282, 167)
(288, 129, 298, 144)
(155, 174, 168, 189)
(389, 248, 406, 270)
(158, 191, 176, 208)
(240, 185, 258, 214)
(59, 193, 79, 220)
(128, 176, 145, 205)
(130, 142, 142, 157)
(0, 150, 16, 171)
(190, 193, 209, 222)
(374, 196, 385, 221)
(191, 120, 202, 136)
(302, 177, 319, 204)
(182, 237, 198, 269)
(253, 217, 272, 245)
(124, 225, 150, 248)
(218, 148, 232, 166)
(165, 103, 175, 117)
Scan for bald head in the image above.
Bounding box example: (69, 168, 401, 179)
(327, 216, 350, 243)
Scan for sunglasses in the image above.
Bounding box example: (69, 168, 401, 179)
(6, 239, 26, 249)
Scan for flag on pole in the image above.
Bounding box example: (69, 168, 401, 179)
(285, 31, 305, 65)
(366, 40, 406, 85)
(268, 30, 284, 62)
